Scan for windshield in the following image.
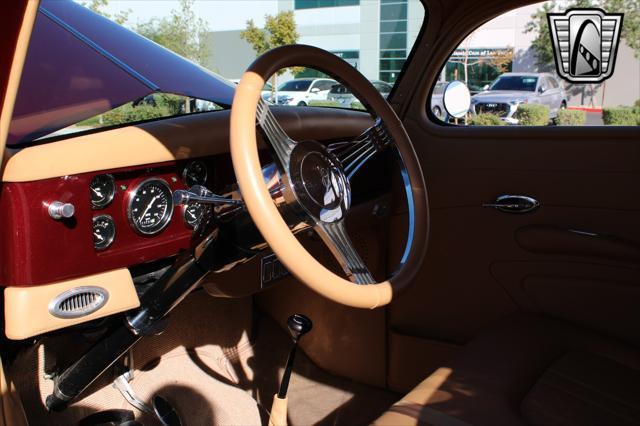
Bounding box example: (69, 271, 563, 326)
(45, 93, 222, 140)
(490, 76, 538, 91)
(278, 80, 312, 92)
(13, 0, 426, 145)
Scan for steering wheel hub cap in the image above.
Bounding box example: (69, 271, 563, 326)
(289, 141, 350, 223)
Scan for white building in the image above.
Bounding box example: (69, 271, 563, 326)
(207, 1, 639, 106)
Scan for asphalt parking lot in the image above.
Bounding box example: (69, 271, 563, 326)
(584, 111, 604, 126)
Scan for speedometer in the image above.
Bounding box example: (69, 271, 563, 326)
(127, 178, 174, 235)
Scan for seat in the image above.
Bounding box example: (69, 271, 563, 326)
(375, 315, 640, 426)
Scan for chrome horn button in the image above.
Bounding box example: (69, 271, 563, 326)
(288, 141, 350, 223)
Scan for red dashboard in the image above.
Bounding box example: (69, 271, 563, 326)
(0, 157, 230, 286)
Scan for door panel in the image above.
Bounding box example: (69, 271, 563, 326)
(389, 118, 640, 344)
(381, 0, 640, 391)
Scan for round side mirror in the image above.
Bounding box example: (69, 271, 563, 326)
(442, 81, 471, 119)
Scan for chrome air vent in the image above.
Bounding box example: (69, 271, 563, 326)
(48, 286, 109, 319)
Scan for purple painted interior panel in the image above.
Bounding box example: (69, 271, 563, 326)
(9, 0, 236, 146)
(9, 12, 151, 146)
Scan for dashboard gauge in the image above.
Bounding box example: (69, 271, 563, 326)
(90, 174, 116, 208)
(182, 161, 208, 187)
(183, 202, 209, 228)
(93, 215, 115, 250)
(127, 178, 174, 235)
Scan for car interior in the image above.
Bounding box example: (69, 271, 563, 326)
(0, 0, 639, 425)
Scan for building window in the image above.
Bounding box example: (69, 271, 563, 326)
(294, 0, 359, 9)
(333, 50, 360, 68)
(445, 48, 513, 93)
(380, 3, 407, 20)
(295, 51, 359, 78)
(379, 0, 408, 83)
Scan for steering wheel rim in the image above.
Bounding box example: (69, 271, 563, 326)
(230, 44, 428, 309)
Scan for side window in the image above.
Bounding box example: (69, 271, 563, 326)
(539, 78, 548, 92)
(428, 2, 639, 126)
(319, 81, 334, 91)
(310, 80, 328, 91)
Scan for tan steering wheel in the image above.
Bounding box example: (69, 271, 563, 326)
(230, 45, 428, 309)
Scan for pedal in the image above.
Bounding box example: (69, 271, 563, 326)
(152, 395, 182, 426)
(112, 350, 182, 425)
(112, 350, 154, 415)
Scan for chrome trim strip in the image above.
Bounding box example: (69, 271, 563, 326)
(39, 6, 160, 91)
(399, 163, 415, 266)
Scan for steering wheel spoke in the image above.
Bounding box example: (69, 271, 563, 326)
(330, 118, 393, 181)
(315, 220, 375, 285)
(256, 99, 296, 170)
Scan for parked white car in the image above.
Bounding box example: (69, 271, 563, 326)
(271, 78, 336, 106)
(327, 80, 392, 107)
(430, 81, 449, 120)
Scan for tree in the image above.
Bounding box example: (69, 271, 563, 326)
(80, 0, 131, 25)
(240, 11, 303, 94)
(447, 31, 513, 87)
(134, 0, 210, 67)
(524, 1, 558, 71)
(525, 0, 639, 107)
(603, 0, 640, 58)
(526, 0, 640, 71)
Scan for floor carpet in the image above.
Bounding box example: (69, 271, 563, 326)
(8, 291, 398, 425)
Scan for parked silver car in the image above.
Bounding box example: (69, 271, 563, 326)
(327, 80, 392, 107)
(470, 73, 567, 124)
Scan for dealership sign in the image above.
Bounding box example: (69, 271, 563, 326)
(548, 8, 624, 83)
(450, 47, 513, 60)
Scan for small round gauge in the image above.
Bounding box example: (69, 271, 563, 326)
(182, 161, 208, 187)
(183, 202, 209, 228)
(127, 178, 174, 235)
(93, 215, 115, 250)
(90, 174, 116, 208)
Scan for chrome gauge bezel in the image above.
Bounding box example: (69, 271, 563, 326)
(182, 202, 209, 228)
(182, 160, 208, 187)
(90, 174, 116, 209)
(92, 214, 116, 251)
(127, 178, 174, 236)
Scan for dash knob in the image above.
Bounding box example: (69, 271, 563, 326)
(48, 201, 75, 220)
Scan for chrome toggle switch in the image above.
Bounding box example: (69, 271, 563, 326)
(48, 201, 75, 220)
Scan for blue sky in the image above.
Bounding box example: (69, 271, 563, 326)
(102, 0, 279, 31)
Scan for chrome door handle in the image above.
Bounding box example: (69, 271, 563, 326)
(483, 195, 540, 214)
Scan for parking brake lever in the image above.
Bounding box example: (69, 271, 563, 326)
(270, 314, 313, 426)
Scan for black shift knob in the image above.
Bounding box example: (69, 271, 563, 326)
(286, 314, 313, 341)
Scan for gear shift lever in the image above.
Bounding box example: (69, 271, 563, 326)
(269, 314, 313, 426)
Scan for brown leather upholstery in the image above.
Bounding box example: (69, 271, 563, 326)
(375, 315, 640, 426)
